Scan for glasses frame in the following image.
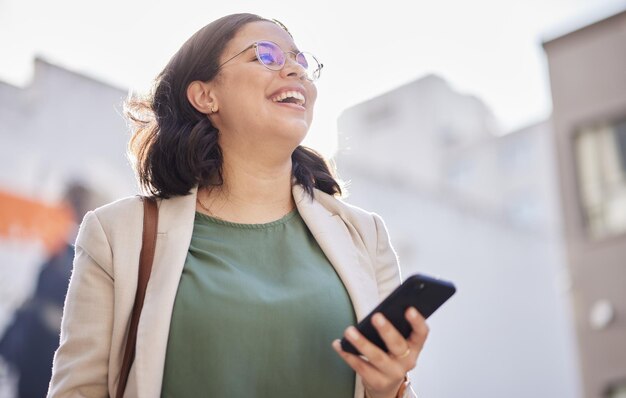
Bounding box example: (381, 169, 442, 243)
(216, 40, 323, 81)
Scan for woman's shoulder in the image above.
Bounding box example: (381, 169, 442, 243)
(311, 188, 385, 229)
(309, 188, 398, 275)
(89, 194, 145, 224)
(84, 191, 196, 236)
(78, 195, 160, 242)
(71, 195, 147, 268)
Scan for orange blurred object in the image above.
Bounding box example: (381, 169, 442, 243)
(0, 190, 75, 254)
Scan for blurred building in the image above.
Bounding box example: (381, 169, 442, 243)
(0, 57, 137, 326)
(336, 75, 579, 397)
(543, 9, 626, 398)
(0, 57, 136, 201)
(0, 58, 137, 396)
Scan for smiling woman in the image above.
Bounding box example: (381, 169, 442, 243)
(47, 13, 427, 398)
(124, 15, 335, 202)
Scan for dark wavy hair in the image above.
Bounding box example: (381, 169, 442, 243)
(125, 13, 341, 199)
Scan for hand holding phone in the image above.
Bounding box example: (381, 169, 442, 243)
(340, 273, 456, 355)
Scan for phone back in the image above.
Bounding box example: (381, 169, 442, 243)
(340, 273, 456, 355)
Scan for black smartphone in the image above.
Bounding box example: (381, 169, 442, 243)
(340, 273, 456, 356)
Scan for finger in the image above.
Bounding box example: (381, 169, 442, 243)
(342, 326, 404, 377)
(332, 340, 407, 394)
(332, 340, 405, 395)
(405, 307, 429, 352)
(331, 339, 385, 382)
(371, 313, 410, 358)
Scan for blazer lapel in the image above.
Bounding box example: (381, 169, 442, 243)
(293, 185, 379, 322)
(134, 187, 198, 398)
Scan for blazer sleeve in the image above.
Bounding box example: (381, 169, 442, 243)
(371, 213, 403, 299)
(48, 211, 114, 398)
(371, 214, 419, 398)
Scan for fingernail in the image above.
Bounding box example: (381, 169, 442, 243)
(347, 326, 359, 340)
(408, 307, 419, 319)
(373, 313, 385, 326)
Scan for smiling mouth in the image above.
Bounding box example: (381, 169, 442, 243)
(271, 91, 306, 107)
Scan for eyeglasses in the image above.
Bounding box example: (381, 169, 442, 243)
(217, 40, 323, 81)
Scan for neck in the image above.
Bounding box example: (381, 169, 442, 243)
(197, 150, 295, 224)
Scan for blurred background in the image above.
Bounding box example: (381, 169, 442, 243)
(1, 0, 625, 397)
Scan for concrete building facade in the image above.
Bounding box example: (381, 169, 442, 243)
(544, 9, 626, 398)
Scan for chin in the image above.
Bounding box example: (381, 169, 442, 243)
(275, 125, 309, 149)
(275, 117, 311, 135)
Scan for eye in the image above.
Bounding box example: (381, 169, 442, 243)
(255, 41, 285, 69)
(258, 52, 278, 66)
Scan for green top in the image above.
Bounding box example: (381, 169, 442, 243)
(161, 210, 356, 398)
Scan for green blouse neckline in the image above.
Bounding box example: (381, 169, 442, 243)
(194, 209, 299, 229)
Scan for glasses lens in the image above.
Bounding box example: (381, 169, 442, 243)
(255, 42, 322, 81)
(297, 52, 322, 81)
(256, 41, 284, 70)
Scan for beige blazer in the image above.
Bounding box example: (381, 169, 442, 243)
(48, 185, 416, 398)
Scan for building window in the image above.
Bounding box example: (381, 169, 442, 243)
(604, 380, 626, 398)
(575, 117, 626, 239)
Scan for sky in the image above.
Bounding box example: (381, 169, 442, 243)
(1, 0, 625, 156)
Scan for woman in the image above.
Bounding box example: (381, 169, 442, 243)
(48, 13, 428, 398)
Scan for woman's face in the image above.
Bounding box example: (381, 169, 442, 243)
(209, 21, 318, 154)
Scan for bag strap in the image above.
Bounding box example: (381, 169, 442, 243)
(115, 196, 158, 398)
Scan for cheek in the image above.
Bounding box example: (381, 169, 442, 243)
(309, 85, 318, 106)
(306, 86, 318, 118)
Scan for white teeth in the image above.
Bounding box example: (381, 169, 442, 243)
(271, 90, 306, 105)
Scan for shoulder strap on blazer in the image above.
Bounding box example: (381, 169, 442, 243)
(115, 196, 158, 398)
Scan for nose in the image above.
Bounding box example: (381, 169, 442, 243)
(280, 53, 307, 80)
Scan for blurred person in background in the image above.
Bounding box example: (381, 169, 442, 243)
(48, 13, 429, 398)
(0, 182, 96, 398)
